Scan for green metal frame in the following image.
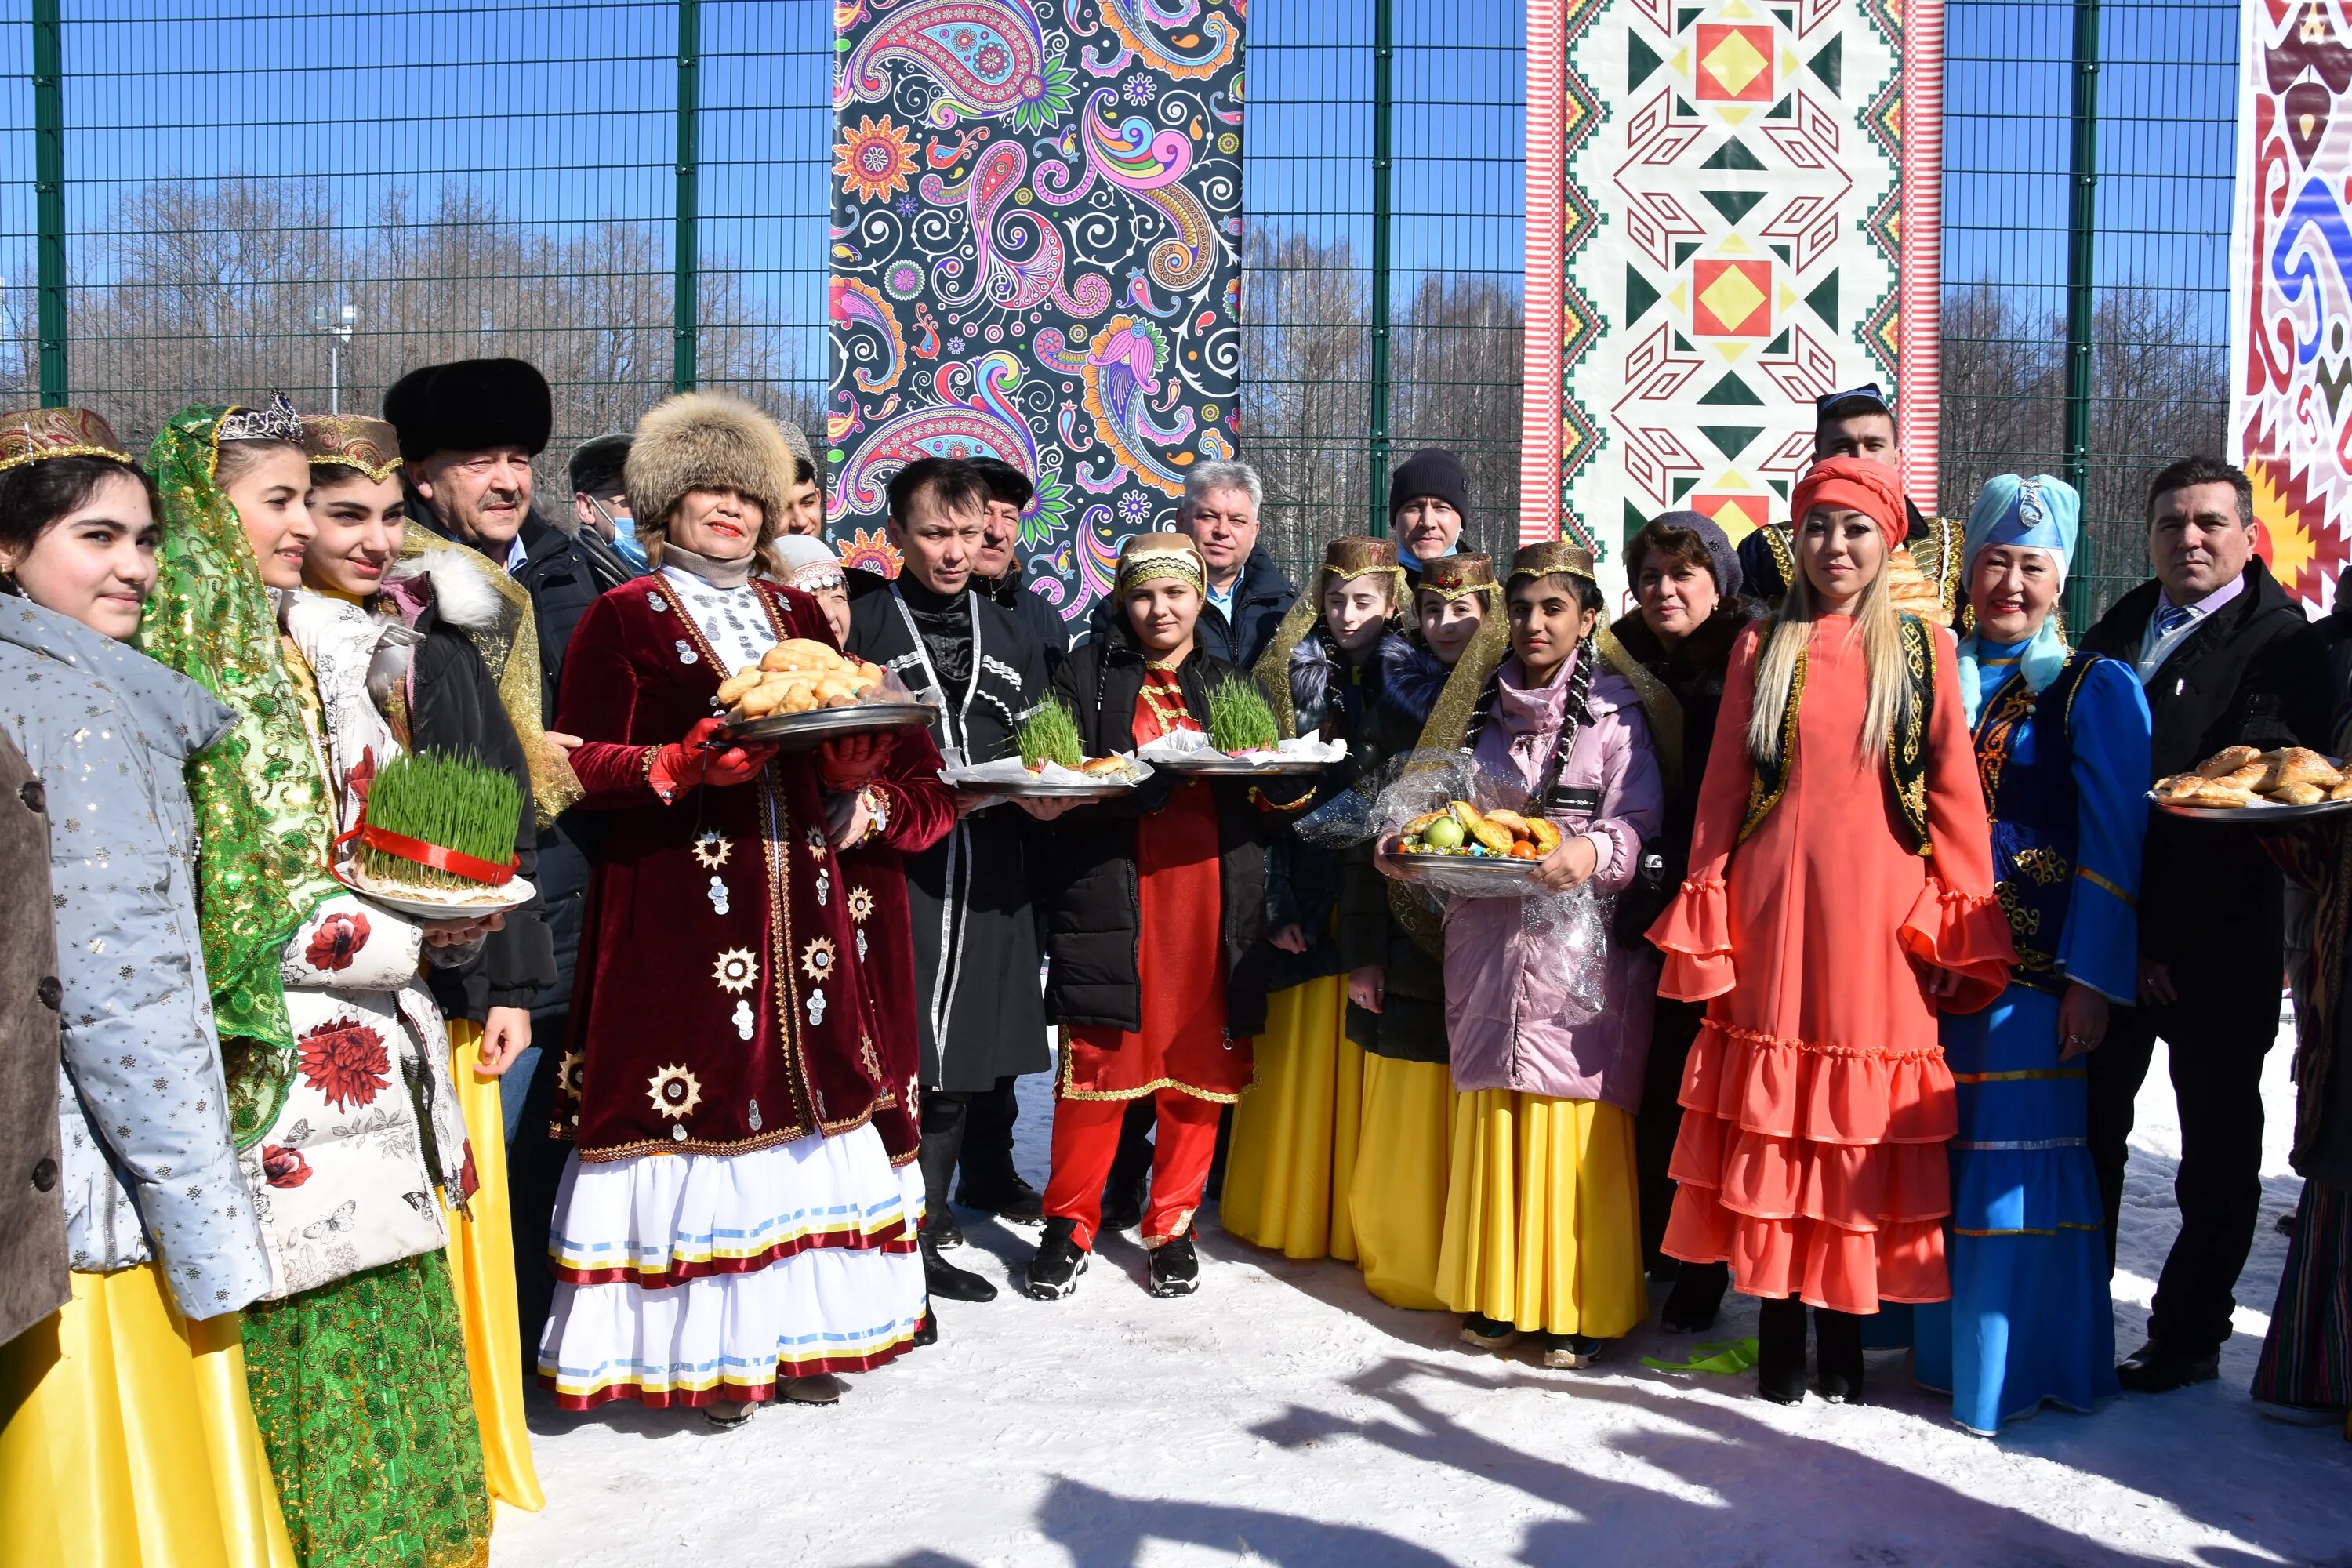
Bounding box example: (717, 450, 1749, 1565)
(2061, 0, 2101, 630)
(32, 0, 66, 406)
(1366, 0, 1392, 538)
(673, 0, 700, 394)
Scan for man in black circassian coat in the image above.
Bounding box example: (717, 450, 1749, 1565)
(2076, 455, 2332, 1393)
(384, 355, 643, 1363)
(844, 456, 1053, 1306)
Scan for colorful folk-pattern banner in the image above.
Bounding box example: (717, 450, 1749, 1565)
(825, 0, 1244, 630)
(1555, 0, 1904, 565)
(2230, 0, 2352, 611)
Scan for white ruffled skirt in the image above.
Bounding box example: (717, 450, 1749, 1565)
(538, 1123, 926, 1409)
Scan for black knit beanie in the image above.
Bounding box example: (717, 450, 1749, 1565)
(1388, 448, 1470, 521)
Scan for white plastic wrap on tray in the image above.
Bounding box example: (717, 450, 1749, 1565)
(936, 753, 1153, 797)
(1134, 729, 1348, 771)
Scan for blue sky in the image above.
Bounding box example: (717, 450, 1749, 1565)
(0, 0, 2233, 383)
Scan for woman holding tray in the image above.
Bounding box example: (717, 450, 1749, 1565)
(142, 401, 493, 1566)
(538, 391, 930, 1424)
(1024, 532, 1307, 1300)
(1647, 456, 2013, 1406)
(1426, 542, 1664, 1369)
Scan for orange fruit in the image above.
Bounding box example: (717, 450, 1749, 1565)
(1507, 840, 1541, 860)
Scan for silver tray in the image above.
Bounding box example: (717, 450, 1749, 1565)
(720, 701, 940, 750)
(1154, 751, 1334, 776)
(1374, 836, 1541, 886)
(2150, 791, 2352, 823)
(346, 873, 538, 920)
(953, 775, 1140, 800)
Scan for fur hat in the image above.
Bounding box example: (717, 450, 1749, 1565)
(382, 358, 552, 461)
(624, 392, 800, 532)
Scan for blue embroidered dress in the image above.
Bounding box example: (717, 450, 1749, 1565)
(1912, 639, 2150, 1432)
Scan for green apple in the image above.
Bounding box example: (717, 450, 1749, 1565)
(1424, 815, 1465, 851)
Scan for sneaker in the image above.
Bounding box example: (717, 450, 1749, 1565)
(1541, 1334, 1606, 1370)
(958, 1176, 1046, 1226)
(921, 1232, 998, 1303)
(2116, 1340, 2220, 1393)
(1458, 1313, 1522, 1353)
(1024, 1217, 1089, 1301)
(1146, 1232, 1200, 1298)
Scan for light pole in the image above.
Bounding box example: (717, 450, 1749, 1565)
(314, 301, 358, 413)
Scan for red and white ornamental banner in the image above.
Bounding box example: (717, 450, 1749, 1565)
(2230, 0, 2352, 612)
(1521, 0, 1943, 593)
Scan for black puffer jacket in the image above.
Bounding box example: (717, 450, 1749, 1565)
(1040, 625, 1285, 1036)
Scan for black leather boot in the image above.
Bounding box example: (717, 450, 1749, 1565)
(1814, 1308, 1864, 1403)
(1756, 1295, 1809, 1405)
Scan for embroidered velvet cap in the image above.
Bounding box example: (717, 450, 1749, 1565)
(1790, 456, 1907, 553)
(1416, 550, 1497, 600)
(1321, 535, 1400, 578)
(300, 414, 403, 483)
(1508, 539, 1599, 583)
(1115, 531, 1207, 597)
(0, 406, 132, 472)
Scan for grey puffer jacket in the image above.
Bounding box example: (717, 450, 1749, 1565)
(0, 595, 272, 1318)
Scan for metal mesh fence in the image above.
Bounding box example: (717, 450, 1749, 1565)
(1940, 0, 2238, 624)
(0, 0, 2238, 620)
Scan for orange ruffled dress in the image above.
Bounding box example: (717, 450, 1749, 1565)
(1647, 614, 2012, 1313)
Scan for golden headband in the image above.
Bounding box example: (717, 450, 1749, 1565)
(1116, 532, 1206, 596)
(0, 406, 132, 474)
(1508, 540, 1598, 583)
(300, 414, 404, 483)
(1416, 551, 1499, 600)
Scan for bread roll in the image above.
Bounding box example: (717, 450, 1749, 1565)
(2259, 747, 2344, 791)
(2270, 782, 2328, 805)
(2197, 746, 2263, 779)
(1080, 756, 1128, 777)
(759, 638, 844, 674)
(717, 667, 764, 706)
(2330, 779, 2352, 801)
(2180, 782, 2255, 809)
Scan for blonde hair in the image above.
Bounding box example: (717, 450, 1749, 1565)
(1744, 544, 1912, 767)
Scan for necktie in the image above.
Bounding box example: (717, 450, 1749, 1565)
(2153, 602, 2194, 641)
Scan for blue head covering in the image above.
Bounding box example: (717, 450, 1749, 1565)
(1957, 474, 2081, 726)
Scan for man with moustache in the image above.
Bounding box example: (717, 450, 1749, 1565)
(844, 457, 1053, 1309)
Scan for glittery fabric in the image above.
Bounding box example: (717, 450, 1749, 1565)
(137, 405, 343, 1147)
(240, 1250, 491, 1568)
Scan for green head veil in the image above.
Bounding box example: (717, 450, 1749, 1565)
(139, 405, 342, 1145)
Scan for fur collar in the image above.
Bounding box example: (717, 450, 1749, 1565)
(383, 547, 506, 632)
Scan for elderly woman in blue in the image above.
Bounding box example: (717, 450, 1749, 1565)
(1912, 474, 2151, 1434)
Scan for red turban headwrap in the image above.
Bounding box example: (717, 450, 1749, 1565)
(1789, 456, 1907, 554)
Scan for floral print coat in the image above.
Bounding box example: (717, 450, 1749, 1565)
(0, 595, 272, 1318)
(237, 593, 472, 1299)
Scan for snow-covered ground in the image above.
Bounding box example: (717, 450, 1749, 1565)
(495, 1024, 2350, 1566)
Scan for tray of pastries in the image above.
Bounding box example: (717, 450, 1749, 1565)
(2150, 746, 2352, 820)
(716, 639, 939, 749)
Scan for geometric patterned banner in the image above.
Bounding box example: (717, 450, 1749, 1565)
(1555, 0, 1904, 572)
(2230, 0, 2352, 612)
(825, 1, 1244, 634)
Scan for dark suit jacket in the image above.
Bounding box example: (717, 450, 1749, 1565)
(2078, 558, 2332, 973)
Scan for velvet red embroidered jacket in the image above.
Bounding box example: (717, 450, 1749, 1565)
(551, 575, 942, 1161)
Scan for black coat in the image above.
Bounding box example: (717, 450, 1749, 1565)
(844, 578, 1052, 1091)
(986, 564, 1074, 681)
(1609, 599, 1761, 893)
(1084, 543, 1297, 668)
(398, 579, 559, 1020)
(2078, 558, 2332, 971)
(1335, 642, 1454, 1062)
(1041, 629, 1281, 1036)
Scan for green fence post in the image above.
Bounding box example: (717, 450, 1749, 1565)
(2062, 0, 2101, 629)
(673, 0, 700, 394)
(1367, 0, 1393, 537)
(31, 0, 66, 406)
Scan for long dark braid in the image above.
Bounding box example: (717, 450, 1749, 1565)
(1461, 626, 1599, 816)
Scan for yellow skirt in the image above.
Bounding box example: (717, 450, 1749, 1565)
(1220, 973, 1361, 1261)
(443, 1020, 543, 1514)
(1348, 1055, 1456, 1311)
(1434, 1090, 1647, 1338)
(0, 1262, 295, 1568)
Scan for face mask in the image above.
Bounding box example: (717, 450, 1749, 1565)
(595, 499, 648, 567)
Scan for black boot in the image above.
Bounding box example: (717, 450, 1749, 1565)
(958, 1174, 1046, 1226)
(1814, 1308, 1864, 1403)
(911, 1308, 938, 1348)
(1024, 1217, 1088, 1301)
(1146, 1232, 1200, 1298)
(920, 1228, 997, 1303)
(1755, 1296, 1809, 1405)
(1660, 1261, 1730, 1334)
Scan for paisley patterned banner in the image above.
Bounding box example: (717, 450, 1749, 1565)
(1552, 0, 1905, 567)
(826, 0, 1246, 631)
(2230, 0, 2352, 611)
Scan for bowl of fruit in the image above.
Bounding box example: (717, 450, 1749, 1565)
(1377, 799, 1559, 890)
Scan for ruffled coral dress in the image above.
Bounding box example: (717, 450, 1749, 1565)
(1648, 614, 2011, 1314)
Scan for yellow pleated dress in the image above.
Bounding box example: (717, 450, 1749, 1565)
(0, 1262, 296, 1568)
(1220, 971, 1361, 1260)
(1347, 1054, 1457, 1309)
(441, 1019, 543, 1515)
(1433, 1090, 1647, 1337)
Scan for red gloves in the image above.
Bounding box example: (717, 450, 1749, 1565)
(648, 717, 777, 804)
(818, 730, 898, 793)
